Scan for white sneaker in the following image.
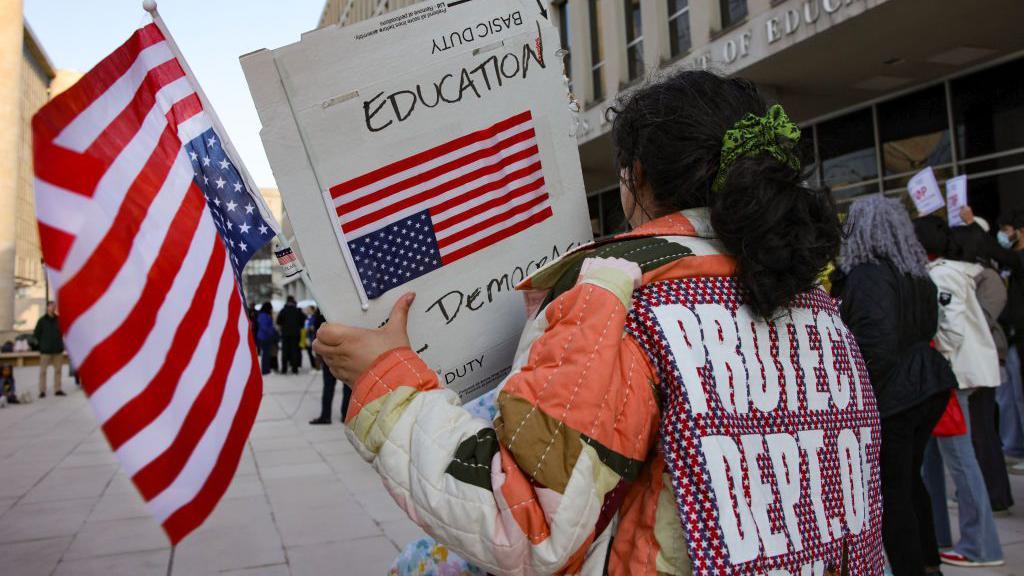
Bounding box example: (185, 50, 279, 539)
(940, 551, 1005, 567)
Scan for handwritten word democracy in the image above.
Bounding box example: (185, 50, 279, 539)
(362, 35, 545, 133)
(426, 240, 583, 325)
(652, 303, 876, 565)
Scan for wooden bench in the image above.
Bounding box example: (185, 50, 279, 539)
(0, 351, 69, 367)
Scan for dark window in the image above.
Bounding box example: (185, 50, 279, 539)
(720, 0, 747, 29)
(952, 58, 1024, 161)
(587, 190, 628, 238)
(878, 85, 952, 183)
(588, 194, 602, 238)
(589, 0, 604, 101)
(601, 190, 628, 237)
(668, 0, 691, 58)
(624, 0, 644, 81)
(555, 1, 571, 85)
(817, 108, 878, 200)
(800, 126, 819, 187)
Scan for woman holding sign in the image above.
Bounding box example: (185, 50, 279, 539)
(315, 71, 883, 575)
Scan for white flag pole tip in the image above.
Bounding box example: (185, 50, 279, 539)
(142, 0, 157, 13)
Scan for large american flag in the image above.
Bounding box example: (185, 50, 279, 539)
(327, 111, 552, 299)
(32, 23, 273, 543)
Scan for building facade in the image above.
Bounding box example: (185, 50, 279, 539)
(320, 0, 1024, 236)
(0, 3, 56, 338)
(241, 187, 317, 307)
(242, 187, 285, 305)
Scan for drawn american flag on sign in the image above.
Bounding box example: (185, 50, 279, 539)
(31, 23, 272, 544)
(328, 111, 552, 299)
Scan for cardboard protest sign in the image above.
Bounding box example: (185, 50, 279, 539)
(946, 175, 968, 227)
(241, 0, 592, 400)
(906, 167, 944, 217)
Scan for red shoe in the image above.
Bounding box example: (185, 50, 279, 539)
(939, 551, 1004, 567)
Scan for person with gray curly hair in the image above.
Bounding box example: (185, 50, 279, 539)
(838, 194, 930, 278)
(832, 194, 956, 576)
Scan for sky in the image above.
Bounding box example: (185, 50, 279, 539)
(24, 0, 325, 189)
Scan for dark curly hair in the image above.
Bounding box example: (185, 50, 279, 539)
(608, 70, 842, 319)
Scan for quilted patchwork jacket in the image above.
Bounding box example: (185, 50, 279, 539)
(343, 208, 876, 575)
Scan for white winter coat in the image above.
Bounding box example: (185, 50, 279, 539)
(928, 259, 1000, 389)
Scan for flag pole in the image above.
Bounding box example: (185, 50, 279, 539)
(142, 0, 324, 310)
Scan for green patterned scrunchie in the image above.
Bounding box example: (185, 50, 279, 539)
(711, 104, 801, 193)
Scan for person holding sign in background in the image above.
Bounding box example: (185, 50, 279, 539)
(315, 71, 883, 575)
(830, 196, 956, 575)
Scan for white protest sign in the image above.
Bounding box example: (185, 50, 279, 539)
(906, 166, 944, 216)
(241, 0, 592, 400)
(946, 175, 968, 227)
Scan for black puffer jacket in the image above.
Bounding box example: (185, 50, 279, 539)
(276, 303, 305, 338)
(832, 260, 955, 417)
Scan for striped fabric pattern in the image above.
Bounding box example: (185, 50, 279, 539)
(327, 111, 552, 298)
(31, 23, 264, 544)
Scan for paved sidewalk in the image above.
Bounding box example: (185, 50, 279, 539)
(2, 365, 1024, 575)
(0, 366, 426, 575)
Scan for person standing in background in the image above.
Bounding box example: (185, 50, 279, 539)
(1, 365, 19, 405)
(995, 214, 1024, 475)
(303, 306, 319, 371)
(915, 215, 1004, 568)
(276, 296, 304, 375)
(309, 309, 350, 425)
(832, 196, 955, 576)
(247, 303, 258, 344)
(256, 302, 278, 376)
(33, 301, 65, 398)
(950, 209, 1014, 512)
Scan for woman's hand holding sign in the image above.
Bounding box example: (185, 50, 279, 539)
(313, 293, 415, 384)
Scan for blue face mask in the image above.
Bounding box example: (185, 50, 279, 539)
(998, 230, 1016, 249)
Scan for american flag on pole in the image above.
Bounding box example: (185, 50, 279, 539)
(327, 111, 552, 299)
(31, 22, 274, 543)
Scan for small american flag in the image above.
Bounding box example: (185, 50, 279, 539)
(32, 23, 273, 543)
(328, 111, 552, 299)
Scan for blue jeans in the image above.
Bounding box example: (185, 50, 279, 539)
(921, 389, 1003, 562)
(259, 339, 276, 375)
(997, 347, 1024, 458)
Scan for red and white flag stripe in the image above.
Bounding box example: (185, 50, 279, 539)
(32, 23, 261, 543)
(328, 110, 552, 265)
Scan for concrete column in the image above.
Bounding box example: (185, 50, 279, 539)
(600, 0, 625, 99)
(748, 0, 773, 15)
(688, 0, 715, 49)
(567, 0, 589, 99)
(0, 0, 23, 333)
(641, 0, 667, 73)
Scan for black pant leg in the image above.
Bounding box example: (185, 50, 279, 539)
(281, 335, 300, 373)
(340, 380, 351, 422)
(881, 392, 948, 576)
(259, 340, 273, 375)
(969, 387, 1015, 510)
(913, 392, 948, 570)
(881, 408, 924, 576)
(320, 367, 335, 420)
(288, 337, 301, 372)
